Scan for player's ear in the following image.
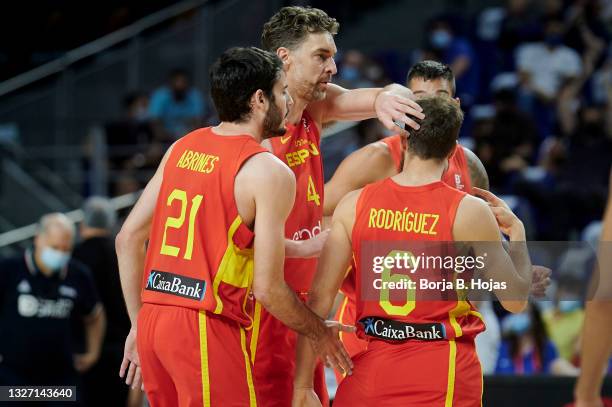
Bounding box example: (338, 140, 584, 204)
(276, 47, 291, 69)
(454, 97, 461, 106)
(251, 89, 266, 112)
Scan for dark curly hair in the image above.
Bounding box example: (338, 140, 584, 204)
(209, 47, 282, 123)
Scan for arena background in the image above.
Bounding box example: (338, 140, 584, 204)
(0, 0, 610, 406)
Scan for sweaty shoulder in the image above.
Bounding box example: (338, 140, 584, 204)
(234, 152, 295, 226)
(453, 194, 499, 242)
(350, 139, 397, 181)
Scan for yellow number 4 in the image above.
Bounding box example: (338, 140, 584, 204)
(307, 175, 320, 206)
(160, 188, 203, 260)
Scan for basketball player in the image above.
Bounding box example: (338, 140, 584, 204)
(574, 170, 612, 407)
(326, 61, 551, 371)
(251, 6, 425, 406)
(116, 47, 353, 406)
(293, 95, 532, 406)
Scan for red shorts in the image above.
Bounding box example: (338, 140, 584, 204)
(333, 295, 368, 384)
(334, 338, 482, 407)
(137, 303, 257, 406)
(250, 295, 329, 407)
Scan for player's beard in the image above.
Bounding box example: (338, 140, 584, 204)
(300, 79, 327, 102)
(262, 97, 286, 138)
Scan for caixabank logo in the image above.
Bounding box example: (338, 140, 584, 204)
(359, 316, 446, 341)
(145, 270, 206, 301)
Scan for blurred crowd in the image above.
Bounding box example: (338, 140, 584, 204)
(324, 0, 612, 379)
(331, 0, 611, 243)
(94, 68, 213, 196)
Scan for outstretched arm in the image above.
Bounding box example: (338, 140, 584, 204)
(454, 191, 531, 312)
(308, 83, 424, 131)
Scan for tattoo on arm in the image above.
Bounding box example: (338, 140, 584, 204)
(464, 147, 490, 191)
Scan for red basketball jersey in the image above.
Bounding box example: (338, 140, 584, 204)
(339, 136, 473, 298)
(351, 179, 485, 341)
(269, 111, 324, 292)
(381, 134, 473, 194)
(142, 127, 266, 327)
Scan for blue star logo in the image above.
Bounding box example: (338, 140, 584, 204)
(363, 317, 375, 334)
(147, 272, 157, 288)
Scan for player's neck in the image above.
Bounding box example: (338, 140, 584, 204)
(212, 122, 263, 142)
(286, 90, 309, 125)
(392, 154, 446, 186)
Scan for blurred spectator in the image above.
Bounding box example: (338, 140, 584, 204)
(516, 19, 583, 137)
(336, 50, 374, 88)
(495, 304, 579, 375)
(73, 198, 134, 407)
(591, 45, 612, 105)
(105, 92, 160, 196)
(426, 16, 480, 107)
(149, 68, 206, 142)
(540, 0, 565, 22)
(474, 85, 539, 190)
(542, 275, 585, 365)
(497, 0, 541, 70)
(0, 213, 105, 388)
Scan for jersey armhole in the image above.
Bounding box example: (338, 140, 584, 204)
(231, 141, 268, 247)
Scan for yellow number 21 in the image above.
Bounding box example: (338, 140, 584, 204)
(160, 188, 204, 260)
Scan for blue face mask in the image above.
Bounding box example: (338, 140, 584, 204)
(558, 300, 582, 313)
(40, 247, 70, 272)
(503, 313, 531, 335)
(431, 30, 452, 49)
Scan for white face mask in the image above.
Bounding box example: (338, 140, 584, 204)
(40, 247, 70, 272)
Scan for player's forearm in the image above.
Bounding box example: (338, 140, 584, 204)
(116, 231, 147, 326)
(507, 223, 532, 298)
(293, 331, 318, 389)
(293, 288, 339, 389)
(255, 281, 326, 339)
(575, 300, 612, 400)
(323, 86, 381, 123)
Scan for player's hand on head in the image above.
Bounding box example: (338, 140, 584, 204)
(473, 187, 523, 236)
(374, 86, 424, 132)
(120, 327, 143, 390)
(292, 388, 321, 407)
(309, 321, 355, 376)
(530, 265, 552, 298)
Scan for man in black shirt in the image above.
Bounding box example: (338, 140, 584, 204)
(73, 198, 133, 407)
(0, 213, 105, 395)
